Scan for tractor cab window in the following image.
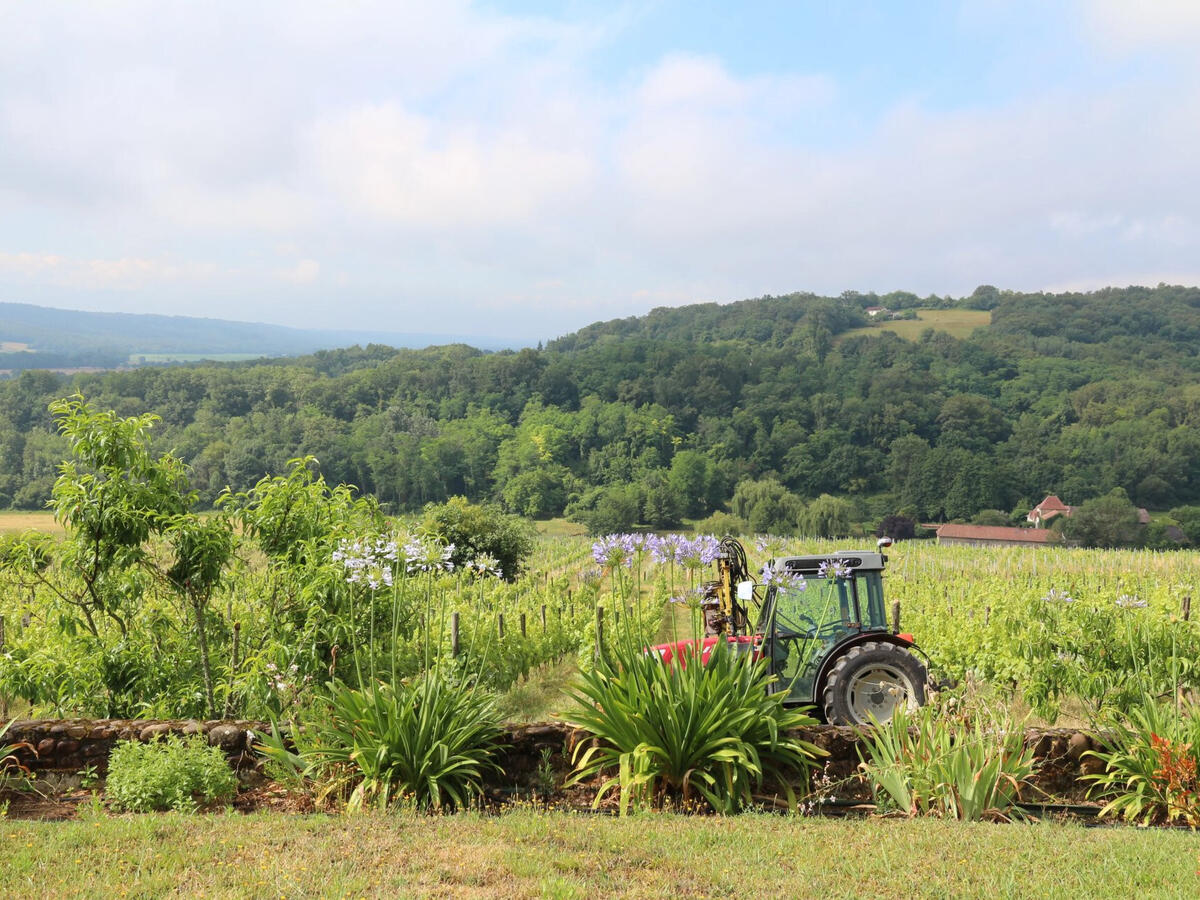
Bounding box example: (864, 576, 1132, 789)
(861, 571, 887, 628)
(767, 576, 858, 639)
(761, 575, 859, 703)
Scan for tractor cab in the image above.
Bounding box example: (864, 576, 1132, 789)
(757, 551, 894, 708)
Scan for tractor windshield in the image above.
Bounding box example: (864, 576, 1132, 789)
(760, 575, 861, 704)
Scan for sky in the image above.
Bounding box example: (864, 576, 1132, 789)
(1, 0, 1199, 344)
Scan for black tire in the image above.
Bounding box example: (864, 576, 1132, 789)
(821, 641, 927, 726)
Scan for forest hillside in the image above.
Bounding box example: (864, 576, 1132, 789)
(1, 285, 1197, 536)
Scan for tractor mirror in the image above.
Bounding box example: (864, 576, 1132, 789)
(877, 536, 894, 549)
(736, 581, 755, 601)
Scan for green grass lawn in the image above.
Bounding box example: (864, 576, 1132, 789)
(840, 308, 992, 343)
(1, 809, 1196, 898)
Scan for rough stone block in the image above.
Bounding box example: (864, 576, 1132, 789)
(208, 724, 246, 752)
(139, 723, 174, 742)
(1066, 731, 1091, 762)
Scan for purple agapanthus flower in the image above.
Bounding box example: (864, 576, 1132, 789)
(760, 561, 806, 592)
(754, 534, 787, 557)
(817, 558, 851, 580)
(650, 533, 687, 565)
(592, 534, 635, 569)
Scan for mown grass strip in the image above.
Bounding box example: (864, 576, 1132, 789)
(2, 809, 1197, 898)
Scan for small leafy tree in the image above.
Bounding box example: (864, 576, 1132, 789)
(48, 395, 191, 639)
(222, 456, 381, 568)
(164, 514, 235, 718)
(566, 485, 641, 536)
(875, 514, 916, 541)
(802, 493, 854, 538)
(1062, 488, 1143, 548)
(1168, 505, 1200, 544)
(970, 509, 1011, 527)
(729, 478, 803, 534)
(220, 457, 384, 697)
(41, 396, 242, 718)
(421, 496, 535, 580)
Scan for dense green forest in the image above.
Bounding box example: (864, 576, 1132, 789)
(1, 285, 1198, 536)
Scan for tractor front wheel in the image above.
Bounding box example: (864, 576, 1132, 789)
(821, 641, 927, 726)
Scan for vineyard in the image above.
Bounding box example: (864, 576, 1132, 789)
(3, 401, 1200, 825)
(2, 519, 1198, 725)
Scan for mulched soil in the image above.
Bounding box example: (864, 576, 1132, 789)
(1, 788, 86, 821)
(1, 777, 318, 821)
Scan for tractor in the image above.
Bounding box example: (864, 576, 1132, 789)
(650, 537, 929, 725)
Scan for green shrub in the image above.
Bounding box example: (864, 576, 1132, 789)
(270, 671, 503, 811)
(1085, 695, 1200, 827)
(692, 510, 748, 537)
(421, 497, 536, 580)
(568, 638, 824, 814)
(857, 700, 1035, 821)
(105, 735, 238, 812)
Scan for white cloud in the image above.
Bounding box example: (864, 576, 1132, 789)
(1081, 0, 1200, 51)
(0, 252, 219, 289)
(279, 259, 321, 285)
(638, 54, 834, 111)
(0, 2, 1197, 338)
(308, 104, 594, 228)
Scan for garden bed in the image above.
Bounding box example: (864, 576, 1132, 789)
(2, 718, 1111, 820)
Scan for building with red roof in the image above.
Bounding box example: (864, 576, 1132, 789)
(935, 523, 1056, 547)
(1026, 494, 1072, 526)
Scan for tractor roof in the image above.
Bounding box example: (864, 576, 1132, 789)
(777, 551, 887, 575)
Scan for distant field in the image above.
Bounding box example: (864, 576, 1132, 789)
(0, 341, 32, 352)
(128, 353, 267, 364)
(0, 511, 62, 535)
(534, 517, 589, 538)
(841, 308, 991, 342)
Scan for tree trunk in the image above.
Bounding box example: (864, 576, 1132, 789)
(192, 594, 216, 719)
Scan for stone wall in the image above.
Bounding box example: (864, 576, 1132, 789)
(3, 719, 1109, 804)
(4, 718, 266, 775)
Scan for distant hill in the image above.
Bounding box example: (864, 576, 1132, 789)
(0, 302, 520, 371)
(545, 288, 963, 352)
(1, 284, 1199, 526)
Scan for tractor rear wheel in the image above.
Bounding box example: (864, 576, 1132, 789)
(821, 641, 926, 726)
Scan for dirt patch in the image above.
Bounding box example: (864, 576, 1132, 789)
(1, 788, 87, 821)
(0, 779, 319, 821)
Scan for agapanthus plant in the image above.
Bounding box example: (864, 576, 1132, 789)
(760, 561, 807, 592)
(816, 558, 851, 580)
(1041, 587, 1076, 604)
